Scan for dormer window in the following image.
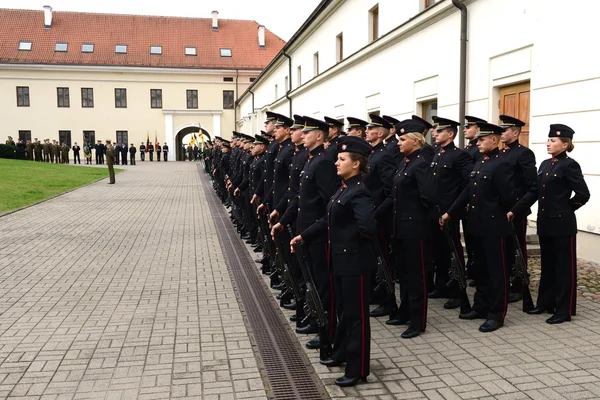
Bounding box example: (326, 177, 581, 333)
(115, 45, 127, 54)
(55, 42, 68, 52)
(82, 43, 94, 53)
(150, 46, 162, 55)
(185, 47, 197, 56)
(18, 41, 32, 51)
(220, 48, 232, 57)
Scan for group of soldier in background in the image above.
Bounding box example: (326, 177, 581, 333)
(6, 136, 76, 164)
(204, 109, 589, 387)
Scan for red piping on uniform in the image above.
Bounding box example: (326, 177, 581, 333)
(360, 275, 365, 378)
(569, 236, 575, 315)
(420, 240, 427, 331)
(500, 237, 508, 321)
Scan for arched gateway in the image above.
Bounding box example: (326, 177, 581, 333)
(174, 126, 212, 161)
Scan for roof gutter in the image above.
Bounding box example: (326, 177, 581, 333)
(452, 0, 468, 148)
(283, 51, 292, 117)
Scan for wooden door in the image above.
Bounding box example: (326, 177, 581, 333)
(499, 82, 530, 147)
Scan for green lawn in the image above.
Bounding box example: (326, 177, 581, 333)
(0, 159, 119, 212)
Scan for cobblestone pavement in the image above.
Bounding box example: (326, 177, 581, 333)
(0, 162, 267, 400)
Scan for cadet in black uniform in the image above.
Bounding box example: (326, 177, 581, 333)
(163, 142, 169, 162)
(120, 143, 128, 165)
(139, 142, 146, 161)
(251, 112, 279, 207)
(324, 116, 344, 162)
(129, 143, 136, 165)
(509, 124, 590, 324)
(156, 143, 162, 161)
(148, 142, 154, 161)
(292, 136, 377, 387)
(413, 115, 435, 162)
(427, 118, 473, 312)
(499, 115, 537, 303)
(442, 122, 517, 333)
(363, 114, 397, 319)
(275, 116, 339, 351)
(379, 120, 437, 338)
(346, 117, 368, 140)
(382, 115, 402, 166)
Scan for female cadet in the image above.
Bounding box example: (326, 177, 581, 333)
(379, 120, 436, 338)
(291, 136, 377, 387)
(508, 124, 590, 324)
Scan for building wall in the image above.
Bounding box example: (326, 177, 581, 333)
(237, 0, 600, 261)
(0, 65, 258, 158)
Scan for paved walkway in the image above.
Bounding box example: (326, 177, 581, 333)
(0, 162, 265, 400)
(2, 161, 600, 400)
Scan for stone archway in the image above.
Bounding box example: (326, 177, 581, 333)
(174, 126, 212, 161)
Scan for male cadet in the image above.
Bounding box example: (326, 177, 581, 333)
(427, 117, 473, 313)
(33, 138, 42, 161)
(231, 134, 255, 236)
(114, 142, 121, 165)
(324, 116, 344, 162)
(193, 144, 199, 161)
(346, 117, 368, 139)
(139, 142, 146, 161)
(187, 143, 193, 161)
(53, 140, 61, 163)
(147, 141, 154, 161)
(251, 111, 279, 210)
(16, 139, 26, 159)
(499, 115, 536, 303)
(42, 139, 50, 162)
(441, 122, 517, 332)
(106, 140, 116, 184)
(274, 116, 339, 351)
(363, 114, 397, 319)
(464, 116, 487, 162)
(26, 139, 34, 161)
(120, 143, 128, 165)
(157, 143, 162, 161)
(5, 136, 15, 146)
(382, 115, 402, 165)
(163, 142, 169, 162)
(413, 115, 435, 162)
(94, 140, 102, 164)
(72, 142, 81, 164)
(129, 143, 136, 165)
(61, 142, 69, 163)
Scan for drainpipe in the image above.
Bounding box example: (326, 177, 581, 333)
(249, 90, 255, 133)
(452, 0, 467, 148)
(283, 51, 293, 117)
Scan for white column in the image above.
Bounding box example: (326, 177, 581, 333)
(164, 113, 174, 161)
(212, 113, 221, 139)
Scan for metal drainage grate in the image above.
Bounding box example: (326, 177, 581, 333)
(200, 167, 327, 400)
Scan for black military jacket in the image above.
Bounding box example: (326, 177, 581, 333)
(254, 139, 279, 199)
(501, 139, 537, 215)
(280, 144, 339, 240)
(384, 136, 402, 167)
(265, 138, 295, 208)
(139, 144, 146, 152)
(420, 143, 435, 163)
(380, 149, 436, 239)
(448, 148, 517, 237)
(232, 151, 252, 189)
(157, 145, 162, 152)
(465, 139, 483, 163)
(364, 142, 396, 217)
(275, 144, 309, 215)
(163, 145, 169, 152)
(129, 146, 136, 155)
(512, 151, 590, 237)
(244, 153, 266, 193)
(326, 135, 342, 163)
(302, 174, 377, 276)
(430, 142, 473, 215)
(147, 144, 154, 152)
(220, 152, 231, 177)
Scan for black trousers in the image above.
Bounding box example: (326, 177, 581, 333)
(163, 151, 168, 162)
(130, 155, 136, 165)
(115, 154, 120, 165)
(538, 236, 577, 317)
(432, 221, 465, 298)
(121, 154, 127, 165)
(509, 215, 528, 293)
(373, 221, 395, 305)
(157, 151, 161, 161)
(393, 238, 429, 331)
(471, 235, 510, 322)
(307, 241, 335, 339)
(74, 153, 81, 164)
(332, 273, 370, 378)
(149, 151, 154, 161)
(99, 154, 104, 164)
(141, 152, 145, 161)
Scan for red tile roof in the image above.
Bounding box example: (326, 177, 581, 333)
(0, 9, 285, 69)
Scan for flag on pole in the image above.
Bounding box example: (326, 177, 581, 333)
(154, 131, 159, 149)
(146, 131, 150, 148)
(190, 133, 196, 147)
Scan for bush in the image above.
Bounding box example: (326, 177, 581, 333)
(0, 144, 16, 159)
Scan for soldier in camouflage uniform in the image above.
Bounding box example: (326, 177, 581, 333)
(106, 140, 116, 184)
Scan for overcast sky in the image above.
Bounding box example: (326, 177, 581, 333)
(0, 0, 322, 41)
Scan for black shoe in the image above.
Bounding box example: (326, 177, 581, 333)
(427, 290, 449, 299)
(369, 305, 389, 318)
(282, 299, 296, 310)
(306, 335, 321, 349)
(443, 298, 461, 309)
(508, 292, 523, 303)
(255, 256, 267, 264)
(290, 314, 298, 322)
(296, 324, 318, 335)
(320, 358, 345, 367)
(272, 282, 284, 291)
(401, 327, 422, 339)
(546, 314, 571, 324)
(386, 316, 410, 325)
(527, 306, 555, 315)
(334, 376, 367, 387)
(253, 246, 263, 253)
(479, 319, 503, 332)
(459, 310, 487, 320)
(245, 238, 255, 244)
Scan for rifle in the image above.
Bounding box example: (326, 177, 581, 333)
(443, 222, 472, 313)
(287, 225, 332, 360)
(511, 222, 534, 312)
(253, 203, 275, 274)
(273, 230, 305, 313)
(370, 239, 399, 316)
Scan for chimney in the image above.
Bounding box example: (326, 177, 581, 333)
(258, 25, 266, 48)
(211, 11, 219, 31)
(43, 5, 53, 28)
